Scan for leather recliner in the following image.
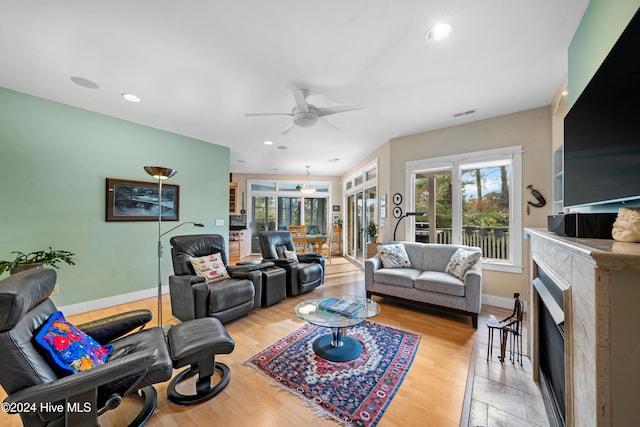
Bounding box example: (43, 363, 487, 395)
(169, 234, 262, 324)
(258, 230, 324, 296)
(0, 268, 174, 427)
(0, 268, 237, 426)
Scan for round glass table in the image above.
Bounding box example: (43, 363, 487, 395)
(294, 296, 380, 362)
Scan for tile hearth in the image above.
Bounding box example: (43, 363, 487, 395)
(466, 308, 550, 427)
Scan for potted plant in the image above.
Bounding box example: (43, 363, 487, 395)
(366, 222, 379, 243)
(333, 218, 343, 232)
(0, 247, 76, 275)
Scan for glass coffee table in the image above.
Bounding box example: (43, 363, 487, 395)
(294, 296, 380, 362)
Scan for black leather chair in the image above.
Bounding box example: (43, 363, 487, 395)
(258, 230, 324, 296)
(0, 268, 237, 426)
(0, 268, 173, 426)
(169, 234, 262, 324)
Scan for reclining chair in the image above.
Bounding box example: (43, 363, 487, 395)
(169, 234, 262, 324)
(0, 268, 235, 426)
(258, 230, 324, 296)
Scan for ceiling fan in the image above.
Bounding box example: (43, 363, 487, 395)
(245, 88, 363, 135)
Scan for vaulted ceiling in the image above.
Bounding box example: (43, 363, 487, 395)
(0, 1, 589, 175)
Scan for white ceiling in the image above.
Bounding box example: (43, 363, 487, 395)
(0, 0, 589, 176)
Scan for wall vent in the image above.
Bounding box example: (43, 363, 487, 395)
(453, 109, 477, 118)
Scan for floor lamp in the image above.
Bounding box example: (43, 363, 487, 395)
(393, 212, 426, 241)
(144, 166, 177, 328)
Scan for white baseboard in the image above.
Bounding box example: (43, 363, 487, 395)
(58, 286, 169, 316)
(482, 294, 528, 312)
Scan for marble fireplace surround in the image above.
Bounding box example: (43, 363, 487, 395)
(525, 229, 640, 427)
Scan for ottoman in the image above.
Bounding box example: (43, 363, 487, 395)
(261, 266, 286, 307)
(166, 317, 235, 405)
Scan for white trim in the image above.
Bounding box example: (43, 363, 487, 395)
(405, 145, 523, 270)
(483, 293, 528, 312)
(58, 286, 168, 316)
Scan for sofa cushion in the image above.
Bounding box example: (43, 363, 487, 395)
(190, 253, 230, 283)
(415, 271, 466, 297)
(373, 268, 422, 288)
(377, 244, 412, 268)
(445, 248, 481, 280)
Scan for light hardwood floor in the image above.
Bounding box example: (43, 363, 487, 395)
(1, 258, 485, 427)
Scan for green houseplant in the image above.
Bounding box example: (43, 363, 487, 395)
(0, 247, 76, 275)
(366, 222, 379, 243)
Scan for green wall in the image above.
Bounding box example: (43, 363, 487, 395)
(0, 88, 230, 307)
(568, 0, 640, 107)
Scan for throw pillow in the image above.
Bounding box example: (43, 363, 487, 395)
(284, 250, 299, 262)
(190, 253, 230, 283)
(377, 244, 412, 268)
(35, 311, 113, 376)
(445, 248, 481, 279)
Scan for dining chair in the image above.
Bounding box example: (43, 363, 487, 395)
(288, 225, 307, 253)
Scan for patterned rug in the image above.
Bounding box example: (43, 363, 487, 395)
(245, 320, 420, 427)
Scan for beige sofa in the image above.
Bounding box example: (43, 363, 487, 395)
(365, 242, 482, 328)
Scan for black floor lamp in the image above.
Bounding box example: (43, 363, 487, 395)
(393, 212, 426, 241)
(144, 166, 207, 328)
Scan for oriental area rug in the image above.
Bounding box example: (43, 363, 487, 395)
(245, 320, 420, 427)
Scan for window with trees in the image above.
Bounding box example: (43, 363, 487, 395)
(408, 146, 522, 272)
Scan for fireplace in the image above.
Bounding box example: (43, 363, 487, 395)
(533, 268, 566, 427)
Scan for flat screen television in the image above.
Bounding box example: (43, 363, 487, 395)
(564, 7, 640, 208)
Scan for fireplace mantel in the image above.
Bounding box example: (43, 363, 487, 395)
(525, 228, 640, 427)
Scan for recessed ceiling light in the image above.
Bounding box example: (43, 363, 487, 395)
(264, 140, 274, 145)
(70, 76, 100, 89)
(277, 145, 288, 150)
(425, 22, 452, 42)
(237, 160, 246, 163)
(122, 93, 142, 103)
(328, 158, 340, 163)
(271, 168, 279, 171)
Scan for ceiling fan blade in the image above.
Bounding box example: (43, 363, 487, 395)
(292, 89, 309, 113)
(280, 123, 295, 135)
(316, 105, 363, 117)
(319, 117, 340, 131)
(245, 112, 293, 117)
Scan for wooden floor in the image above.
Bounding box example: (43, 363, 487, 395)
(1, 257, 481, 427)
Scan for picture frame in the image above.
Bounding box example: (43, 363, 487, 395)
(106, 178, 179, 222)
(380, 206, 387, 219)
(332, 214, 341, 221)
(380, 193, 386, 206)
(332, 205, 341, 212)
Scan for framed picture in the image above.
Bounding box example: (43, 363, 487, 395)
(106, 178, 179, 222)
(380, 206, 387, 219)
(332, 214, 341, 221)
(380, 194, 386, 206)
(332, 205, 341, 212)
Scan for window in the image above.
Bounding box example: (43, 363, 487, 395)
(407, 147, 522, 272)
(248, 179, 332, 253)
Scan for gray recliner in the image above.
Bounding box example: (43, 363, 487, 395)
(258, 231, 324, 296)
(169, 234, 262, 324)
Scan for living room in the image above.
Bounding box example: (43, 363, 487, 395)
(2, 1, 640, 426)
